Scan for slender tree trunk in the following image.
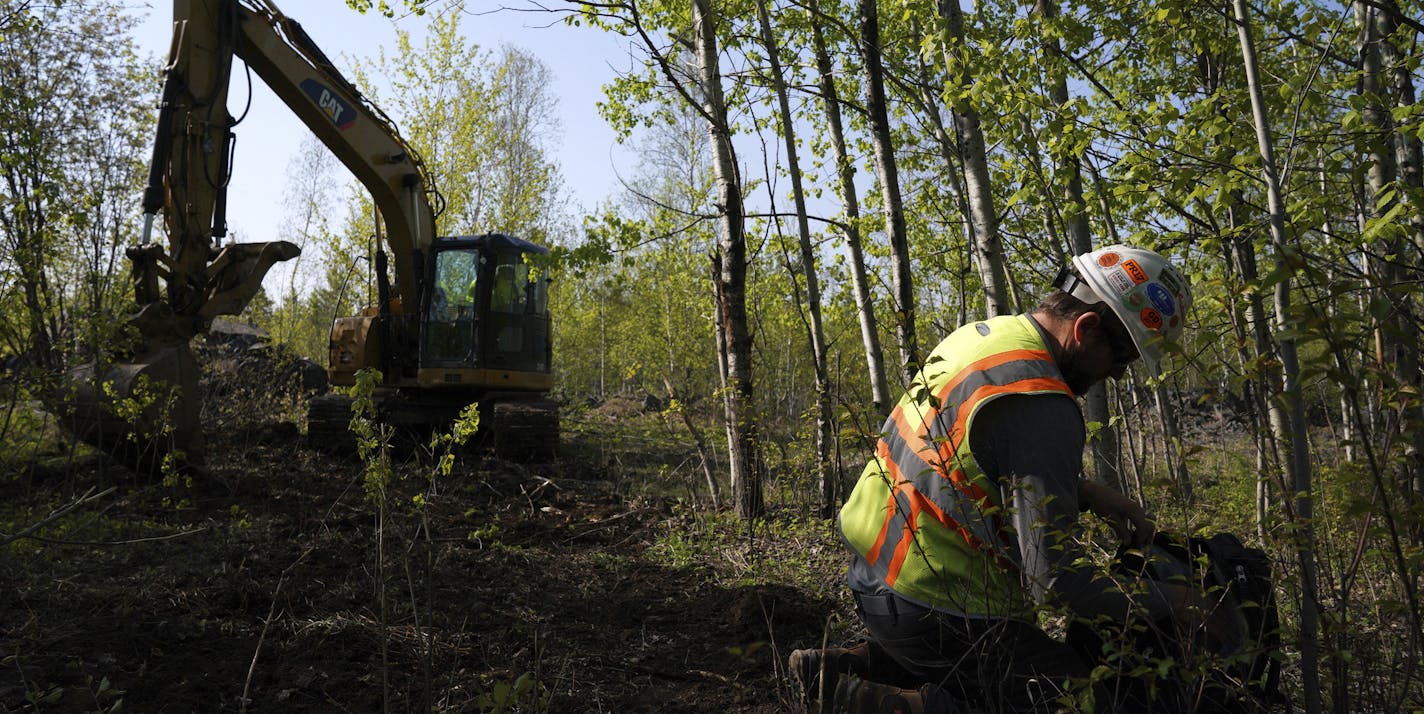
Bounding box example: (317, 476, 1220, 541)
(1223, 225, 1271, 542)
(665, 377, 720, 509)
(1233, 3, 1321, 710)
(693, 0, 760, 518)
(1125, 386, 1149, 497)
(1224, 200, 1278, 541)
(1153, 380, 1192, 504)
(598, 289, 606, 398)
(856, 0, 918, 378)
(1356, 9, 1424, 684)
(755, 0, 834, 516)
(1373, 0, 1424, 532)
(916, 79, 980, 268)
(810, 16, 890, 418)
(935, 0, 1012, 317)
(899, 21, 990, 357)
(0, 143, 58, 370)
(1031, 0, 1122, 490)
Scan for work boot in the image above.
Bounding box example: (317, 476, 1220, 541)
(789, 644, 872, 712)
(831, 678, 922, 714)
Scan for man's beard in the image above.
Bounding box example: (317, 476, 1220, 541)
(1058, 345, 1096, 396)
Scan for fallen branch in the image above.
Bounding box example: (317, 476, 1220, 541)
(241, 548, 312, 713)
(0, 486, 116, 547)
(664, 378, 720, 509)
(17, 528, 207, 546)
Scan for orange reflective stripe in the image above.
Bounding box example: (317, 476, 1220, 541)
(928, 373, 1070, 467)
(884, 485, 919, 587)
(869, 487, 898, 571)
(934, 348, 1054, 403)
(884, 480, 1016, 582)
(907, 482, 982, 552)
(891, 349, 1059, 456)
(863, 442, 901, 567)
(868, 453, 1000, 582)
(890, 367, 1059, 485)
(888, 399, 937, 463)
(943, 376, 1072, 447)
(942, 467, 1012, 549)
(946, 466, 987, 502)
(886, 350, 1051, 451)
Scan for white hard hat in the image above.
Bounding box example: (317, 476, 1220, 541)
(1055, 245, 1192, 374)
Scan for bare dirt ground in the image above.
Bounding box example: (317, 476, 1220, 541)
(1, 399, 853, 713)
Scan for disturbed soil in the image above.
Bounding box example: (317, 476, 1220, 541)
(0, 399, 853, 713)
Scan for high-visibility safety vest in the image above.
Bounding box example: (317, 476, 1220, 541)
(839, 314, 1075, 618)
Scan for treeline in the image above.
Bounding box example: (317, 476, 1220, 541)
(2, 0, 1423, 710)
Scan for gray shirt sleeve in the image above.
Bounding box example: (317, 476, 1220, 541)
(970, 394, 1173, 622)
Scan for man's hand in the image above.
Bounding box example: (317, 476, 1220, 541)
(1078, 478, 1156, 547)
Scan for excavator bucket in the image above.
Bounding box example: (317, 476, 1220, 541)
(60, 341, 205, 472)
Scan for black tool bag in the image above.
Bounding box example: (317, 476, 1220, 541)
(1113, 531, 1283, 713)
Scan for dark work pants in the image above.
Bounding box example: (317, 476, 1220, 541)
(856, 591, 1112, 713)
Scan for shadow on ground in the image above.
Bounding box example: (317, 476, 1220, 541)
(2, 418, 850, 713)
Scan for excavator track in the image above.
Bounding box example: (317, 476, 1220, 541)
(486, 397, 560, 461)
(305, 393, 356, 453)
(305, 392, 559, 461)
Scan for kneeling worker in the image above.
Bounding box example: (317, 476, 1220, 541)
(794, 245, 1238, 713)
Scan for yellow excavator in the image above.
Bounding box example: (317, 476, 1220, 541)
(62, 0, 557, 468)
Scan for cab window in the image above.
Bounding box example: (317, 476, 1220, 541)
(430, 249, 480, 319)
(489, 254, 547, 315)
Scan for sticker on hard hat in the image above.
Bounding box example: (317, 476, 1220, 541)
(975, 322, 991, 336)
(1107, 270, 1134, 295)
(1140, 308, 1163, 330)
(1159, 266, 1188, 298)
(1097, 252, 1120, 268)
(1122, 260, 1149, 284)
(1124, 290, 1147, 308)
(1145, 283, 1175, 316)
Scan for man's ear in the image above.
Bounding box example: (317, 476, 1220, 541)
(1071, 311, 1102, 345)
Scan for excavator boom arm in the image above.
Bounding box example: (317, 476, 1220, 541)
(64, 0, 439, 469)
(141, 0, 434, 336)
(231, 0, 434, 308)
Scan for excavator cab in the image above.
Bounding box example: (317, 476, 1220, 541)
(417, 234, 551, 381)
(309, 232, 556, 457)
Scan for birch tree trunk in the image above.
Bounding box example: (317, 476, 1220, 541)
(936, 0, 1012, 317)
(1223, 207, 1278, 543)
(694, 0, 761, 518)
(1153, 380, 1192, 503)
(1232, 3, 1321, 710)
(1372, 0, 1424, 527)
(810, 16, 890, 417)
(857, 0, 919, 378)
(901, 20, 981, 324)
(1032, 0, 1122, 490)
(754, 0, 834, 516)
